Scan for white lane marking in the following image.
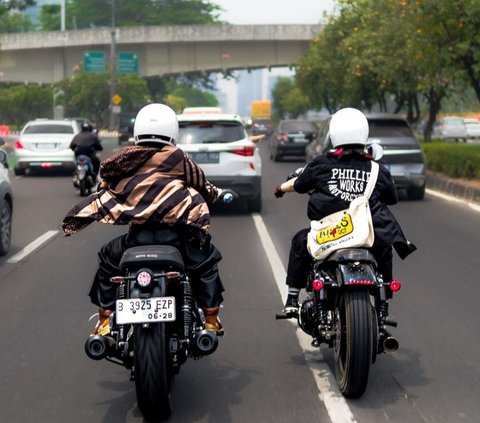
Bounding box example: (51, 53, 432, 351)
(427, 189, 480, 212)
(252, 214, 356, 423)
(7, 230, 59, 264)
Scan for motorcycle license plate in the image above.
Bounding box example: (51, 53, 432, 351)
(115, 297, 176, 324)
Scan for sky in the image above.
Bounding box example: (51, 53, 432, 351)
(214, 0, 336, 25)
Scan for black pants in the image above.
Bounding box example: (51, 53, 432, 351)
(88, 224, 224, 310)
(286, 228, 394, 289)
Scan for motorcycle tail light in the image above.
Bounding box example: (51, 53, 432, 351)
(389, 280, 402, 292)
(110, 276, 125, 283)
(41, 163, 53, 168)
(312, 279, 324, 291)
(165, 271, 180, 279)
(136, 271, 152, 287)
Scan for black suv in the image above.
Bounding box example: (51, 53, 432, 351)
(305, 113, 426, 200)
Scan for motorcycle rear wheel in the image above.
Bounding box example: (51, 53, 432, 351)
(133, 279, 174, 421)
(134, 322, 173, 421)
(334, 289, 373, 398)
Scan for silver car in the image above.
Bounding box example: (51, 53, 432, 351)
(13, 119, 80, 175)
(0, 138, 13, 255)
(306, 113, 426, 200)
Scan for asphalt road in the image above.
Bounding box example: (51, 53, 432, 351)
(0, 138, 479, 423)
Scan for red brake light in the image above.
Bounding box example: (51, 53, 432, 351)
(15, 139, 24, 149)
(389, 280, 401, 292)
(230, 146, 255, 156)
(312, 279, 324, 291)
(277, 134, 288, 142)
(110, 276, 125, 283)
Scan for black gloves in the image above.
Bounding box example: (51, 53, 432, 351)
(274, 185, 285, 198)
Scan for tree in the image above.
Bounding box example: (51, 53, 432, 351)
(0, 83, 53, 127)
(0, 0, 35, 32)
(272, 76, 310, 120)
(39, 0, 223, 31)
(0, 11, 34, 33)
(57, 71, 149, 128)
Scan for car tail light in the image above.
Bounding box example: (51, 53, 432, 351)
(277, 134, 288, 142)
(15, 140, 24, 149)
(230, 146, 255, 156)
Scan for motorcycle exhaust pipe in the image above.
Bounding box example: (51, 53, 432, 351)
(383, 336, 399, 354)
(192, 329, 218, 356)
(84, 335, 114, 360)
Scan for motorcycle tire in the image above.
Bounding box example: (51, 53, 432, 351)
(333, 289, 373, 398)
(134, 281, 174, 421)
(79, 179, 87, 197)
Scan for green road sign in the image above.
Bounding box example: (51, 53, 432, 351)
(117, 52, 139, 74)
(84, 51, 106, 73)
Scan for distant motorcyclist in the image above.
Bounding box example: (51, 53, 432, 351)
(69, 122, 103, 175)
(274, 107, 417, 313)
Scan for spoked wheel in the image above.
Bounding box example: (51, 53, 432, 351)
(334, 289, 374, 398)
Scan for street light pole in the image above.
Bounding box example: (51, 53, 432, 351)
(109, 0, 116, 130)
(60, 0, 65, 31)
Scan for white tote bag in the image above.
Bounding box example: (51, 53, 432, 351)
(307, 161, 379, 261)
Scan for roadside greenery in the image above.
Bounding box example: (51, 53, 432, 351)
(273, 0, 480, 141)
(422, 142, 480, 179)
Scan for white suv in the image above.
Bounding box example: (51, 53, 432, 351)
(0, 138, 13, 256)
(177, 112, 262, 212)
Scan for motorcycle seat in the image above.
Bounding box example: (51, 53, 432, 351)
(120, 245, 185, 271)
(324, 248, 376, 264)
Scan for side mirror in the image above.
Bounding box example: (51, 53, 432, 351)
(0, 137, 5, 146)
(367, 142, 384, 161)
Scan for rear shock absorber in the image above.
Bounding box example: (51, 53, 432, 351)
(180, 277, 193, 340)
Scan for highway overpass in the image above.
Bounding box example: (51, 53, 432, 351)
(0, 24, 322, 84)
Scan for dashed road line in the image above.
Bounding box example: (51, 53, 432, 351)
(7, 230, 59, 264)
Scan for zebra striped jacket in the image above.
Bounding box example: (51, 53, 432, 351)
(62, 144, 219, 236)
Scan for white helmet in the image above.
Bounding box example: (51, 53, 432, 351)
(134, 103, 179, 146)
(329, 107, 369, 148)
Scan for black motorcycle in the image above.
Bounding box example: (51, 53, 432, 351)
(84, 191, 234, 421)
(72, 154, 96, 196)
(276, 147, 401, 398)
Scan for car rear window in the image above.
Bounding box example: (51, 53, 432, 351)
(281, 121, 317, 133)
(24, 124, 74, 134)
(178, 121, 245, 144)
(368, 119, 413, 137)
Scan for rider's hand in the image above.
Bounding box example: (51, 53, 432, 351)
(274, 185, 285, 198)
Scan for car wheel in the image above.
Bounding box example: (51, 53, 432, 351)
(0, 200, 12, 256)
(273, 153, 282, 162)
(14, 167, 25, 176)
(407, 185, 425, 201)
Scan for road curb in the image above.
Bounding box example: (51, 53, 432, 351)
(427, 172, 480, 205)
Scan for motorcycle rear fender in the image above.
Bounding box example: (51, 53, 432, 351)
(336, 262, 378, 286)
